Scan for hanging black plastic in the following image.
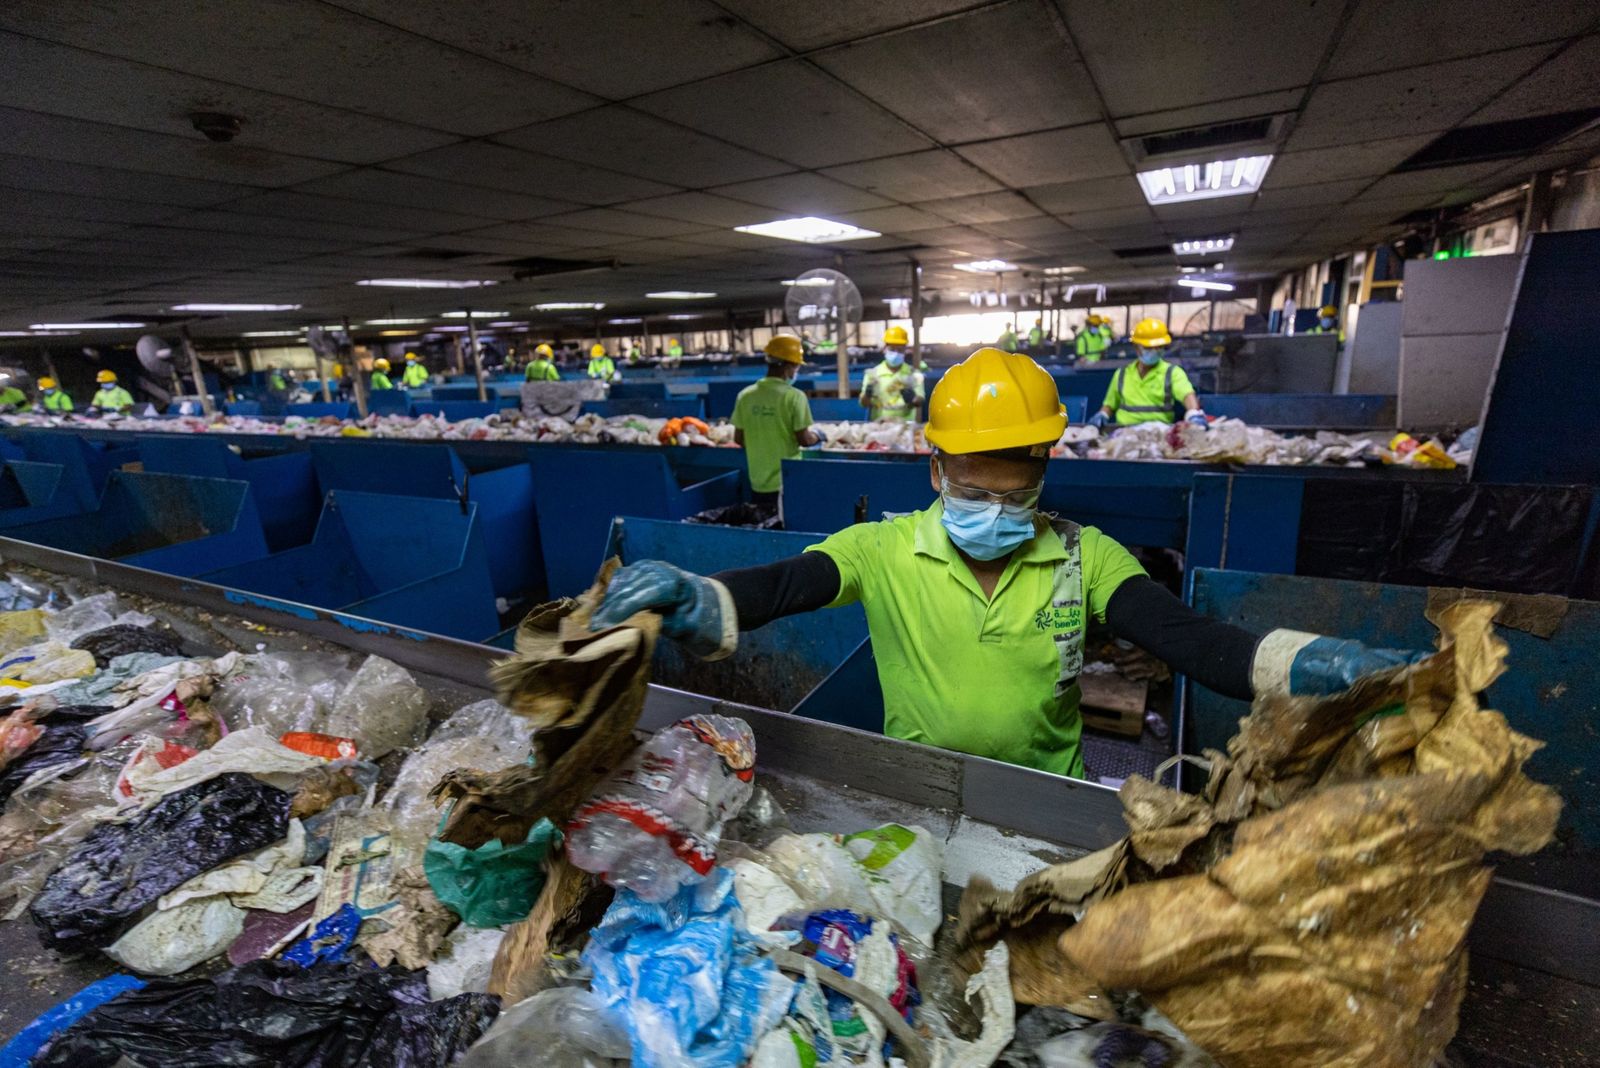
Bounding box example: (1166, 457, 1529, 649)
(684, 500, 782, 529)
(32, 958, 500, 1068)
(0, 704, 110, 807)
(30, 772, 293, 951)
(70, 623, 186, 668)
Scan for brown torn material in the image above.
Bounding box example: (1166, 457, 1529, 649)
(489, 850, 611, 1002)
(289, 764, 358, 820)
(360, 866, 458, 970)
(1426, 586, 1568, 639)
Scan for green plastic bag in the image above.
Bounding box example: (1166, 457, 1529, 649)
(423, 816, 560, 927)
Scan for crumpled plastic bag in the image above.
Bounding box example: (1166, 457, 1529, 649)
(118, 725, 322, 806)
(82, 651, 241, 749)
(0, 606, 46, 656)
(321, 655, 431, 758)
(461, 985, 629, 1068)
(428, 923, 507, 1001)
(208, 650, 352, 736)
(0, 974, 146, 1067)
(425, 819, 560, 928)
(70, 622, 185, 668)
(0, 640, 97, 684)
(756, 823, 944, 947)
(0, 703, 107, 807)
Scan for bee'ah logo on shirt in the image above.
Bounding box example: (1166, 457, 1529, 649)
(1033, 604, 1082, 633)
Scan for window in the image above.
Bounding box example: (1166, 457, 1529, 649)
(1210, 299, 1260, 332)
(1167, 301, 1211, 336)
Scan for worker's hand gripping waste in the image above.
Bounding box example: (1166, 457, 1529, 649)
(1087, 410, 1111, 431)
(1184, 409, 1209, 429)
(590, 559, 737, 660)
(1252, 629, 1430, 697)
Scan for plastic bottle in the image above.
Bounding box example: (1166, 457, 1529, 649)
(566, 714, 756, 902)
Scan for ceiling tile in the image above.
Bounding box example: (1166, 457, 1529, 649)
(632, 60, 932, 167)
(498, 106, 791, 188)
(1356, 162, 1507, 202)
(1468, 35, 1600, 123)
(296, 169, 580, 220)
(709, 172, 893, 214)
(0, 153, 251, 208)
(1262, 135, 1436, 188)
(537, 208, 716, 238)
(1327, 0, 1591, 79)
(814, 3, 1100, 142)
(1113, 90, 1304, 138)
(1062, 206, 1157, 230)
(820, 150, 1002, 202)
(222, 190, 500, 233)
(1289, 46, 1551, 150)
(4, 188, 190, 225)
(159, 208, 422, 246)
(1023, 176, 1147, 213)
(716, 0, 988, 51)
(0, 0, 599, 135)
(919, 191, 1040, 225)
(385, 142, 678, 204)
(1251, 178, 1370, 210)
(827, 204, 952, 234)
(1063, 0, 1343, 117)
(457, 222, 638, 249)
(978, 215, 1073, 242)
(954, 124, 1129, 186)
(625, 192, 775, 227)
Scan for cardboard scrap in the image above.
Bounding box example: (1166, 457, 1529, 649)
(360, 866, 457, 970)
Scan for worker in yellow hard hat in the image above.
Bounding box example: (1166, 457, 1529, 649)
(91, 369, 134, 412)
(731, 335, 820, 507)
(400, 351, 429, 389)
(1074, 314, 1112, 363)
(1090, 318, 1206, 431)
(1027, 318, 1046, 348)
(587, 343, 618, 382)
(861, 324, 925, 421)
(663, 337, 684, 368)
(525, 343, 560, 382)
(997, 322, 1019, 353)
(370, 357, 394, 391)
(590, 347, 1424, 778)
(36, 377, 72, 413)
(1307, 304, 1345, 342)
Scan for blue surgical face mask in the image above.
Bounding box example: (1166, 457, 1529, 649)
(941, 495, 1037, 561)
(1319, 317, 1335, 329)
(1139, 348, 1162, 367)
(885, 350, 904, 369)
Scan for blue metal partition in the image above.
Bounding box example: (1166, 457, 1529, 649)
(0, 461, 81, 528)
(580, 398, 706, 420)
(16, 433, 135, 510)
(790, 638, 883, 733)
(605, 518, 867, 713)
(1187, 568, 1600, 899)
(203, 490, 499, 641)
(285, 402, 358, 419)
(610, 382, 669, 402)
(808, 398, 869, 422)
(706, 379, 751, 419)
(5, 471, 268, 575)
(527, 448, 741, 597)
(138, 437, 320, 552)
(366, 388, 412, 415)
(312, 441, 469, 500)
(1199, 393, 1396, 430)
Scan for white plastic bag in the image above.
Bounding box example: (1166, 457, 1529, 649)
(426, 924, 506, 1001)
(759, 823, 943, 946)
(462, 986, 630, 1068)
(321, 655, 430, 758)
(383, 699, 531, 857)
(120, 726, 320, 805)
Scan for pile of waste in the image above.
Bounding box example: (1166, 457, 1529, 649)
(1068, 418, 1466, 468)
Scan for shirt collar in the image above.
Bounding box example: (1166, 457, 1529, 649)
(912, 500, 1067, 566)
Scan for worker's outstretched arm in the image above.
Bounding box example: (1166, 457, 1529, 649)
(1103, 576, 1428, 700)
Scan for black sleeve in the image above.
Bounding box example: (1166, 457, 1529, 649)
(712, 552, 842, 631)
(1103, 576, 1260, 700)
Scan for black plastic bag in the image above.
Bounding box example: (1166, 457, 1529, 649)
(71, 623, 186, 668)
(684, 500, 782, 529)
(33, 958, 499, 1068)
(30, 772, 292, 951)
(0, 704, 111, 807)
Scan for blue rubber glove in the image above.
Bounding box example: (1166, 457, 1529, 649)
(1185, 409, 1209, 429)
(1253, 630, 1431, 697)
(590, 560, 737, 661)
(1088, 410, 1111, 430)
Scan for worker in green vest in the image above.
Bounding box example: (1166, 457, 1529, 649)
(1307, 304, 1345, 342)
(732, 335, 820, 506)
(91, 370, 134, 412)
(1027, 318, 1046, 348)
(860, 333, 924, 421)
(268, 366, 288, 392)
(664, 337, 684, 367)
(0, 379, 26, 411)
(400, 351, 429, 388)
(997, 323, 1019, 352)
(589, 348, 1425, 778)
(1075, 315, 1112, 362)
(525, 343, 560, 382)
(36, 377, 72, 413)
(370, 357, 394, 391)
(1089, 318, 1207, 430)
(587, 343, 618, 382)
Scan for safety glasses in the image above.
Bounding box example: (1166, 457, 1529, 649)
(938, 469, 1043, 510)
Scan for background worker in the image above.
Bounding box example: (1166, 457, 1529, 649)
(1089, 317, 1207, 431)
(997, 322, 1019, 352)
(1027, 318, 1046, 348)
(860, 336, 925, 421)
(1075, 315, 1112, 362)
(525, 343, 560, 381)
(267, 366, 288, 393)
(400, 352, 429, 388)
(0, 377, 26, 411)
(1308, 304, 1345, 342)
(591, 348, 1421, 779)
(587, 343, 618, 382)
(731, 335, 820, 508)
(663, 337, 684, 368)
(37, 377, 72, 413)
(91, 370, 134, 412)
(370, 357, 394, 391)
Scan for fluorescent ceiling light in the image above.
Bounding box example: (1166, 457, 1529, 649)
(441, 310, 508, 318)
(780, 277, 833, 287)
(171, 302, 301, 312)
(487, 321, 522, 328)
(356, 278, 497, 289)
(1181, 279, 1236, 292)
(952, 260, 1019, 273)
(1137, 156, 1272, 205)
(647, 291, 716, 300)
(607, 317, 643, 324)
(434, 325, 470, 332)
(365, 318, 429, 326)
(734, 216, 879, 244)
(534, 301, 605, 311)
(30, 322, 145, 329)
(0, 329, 78, 337)
(1173, 236, 1235, 255)
(378, 329, 419, 337)
(666, 313, 702, 320)
(1041, 265, 1085, 275)
(241, 330, 302, 337)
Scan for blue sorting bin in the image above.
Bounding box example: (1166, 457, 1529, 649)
(138, 437, 319, 552)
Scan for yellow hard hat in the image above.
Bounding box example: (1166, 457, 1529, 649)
(38, 377, 56, 390)
(373, 357, 391, 372)
(405, 351, 420, 362)
(1084, 314, 1101, 326)
(1318, 305, 1338, 318)
(96, 369, 117, 384)
(764, 334, 804, 364)
(534, 343, 553, 358)
(667, 338, 679, 346)
(590, 343, 607, 358)
(1130, 317, 1171, 348)
(883, 325, 909, 347)
(925, 348, 1066, 455)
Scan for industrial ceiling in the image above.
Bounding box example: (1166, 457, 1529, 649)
(1, 0, 1598, 340)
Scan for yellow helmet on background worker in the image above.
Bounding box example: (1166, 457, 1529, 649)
(38, 377, 57, 390)
(1086, 314, 1104, 327)
(373, 357, 391, 372)
(590, 343, 607, 358)
(764, 335, 804, 365)
(534, 343, 554, 358)
(1318, 304, 1338, 318)
(924, 348, 1066, 455)
(404, 351, 420, 362)
(1130, 317, 1172, 348)
(883, 325, 909, 347)
(96, 369, 117, 384)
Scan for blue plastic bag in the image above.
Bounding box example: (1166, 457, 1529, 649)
(0, 974, 145, 1068)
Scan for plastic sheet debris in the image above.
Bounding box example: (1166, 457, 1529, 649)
(210, 651, 352, 736)
(566, 713, 756, 903)
(427, 923, 506, 1001)
(1086, 417, 1385, 467)
(30, 772, 294, 951)
(30, 958, 499, 1068)
(584, 866, 795, 1068)
(117, 724, 321, 805)
(757, 823, 944, 947)
(0, 706, 45, 769)
(0, 640, 97, 685)
(228, 899, 316, 966)
(311, 808, 396, 923)
(684, 500, 781, 529)
(82, 650, 241, 749)
(323, 655, 432, 758)
(0, 974, 145, 1068)
(461, 986, 630, 1068)
(283, 902, 364, 966)
(425, 819, 559, 927)
(0, 704, 106, 806)
(363, 866, 459, 969)
(70, 623, 185, 669)
(106, 894, 246, 976)
(0, 607, 46, 656)
(42, 592, 120, 644)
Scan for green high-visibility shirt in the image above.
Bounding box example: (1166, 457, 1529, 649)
(998, 330, 1018, 352)
(371, 371, 393, 390)
(1102, 359, 1195, 426)
(731, 376, 813, 494)
(0, 387, 26, 408)
(269, 374, 287, 391)
(1028, 327, 1045, 346)
(1075, 328, 1110, 361)
(588, 356, 616, 380)
(93, 386, 134, 411)
(860, 361, 923, 421)
(808, 503, 1147, 778)
(401, 363, 428, 387)
(667, 343, 684, 357)
(43, 390, 73, 412)
(524, 359, 560, 382)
